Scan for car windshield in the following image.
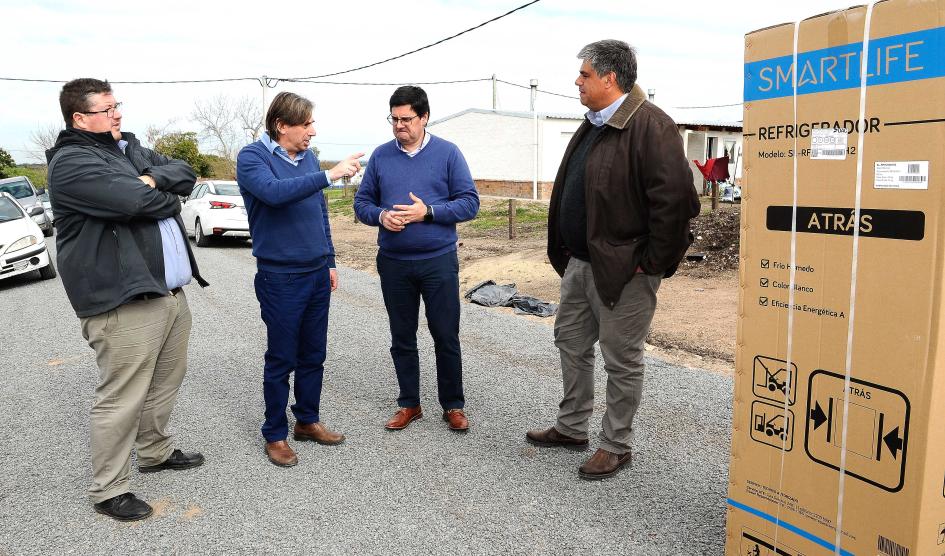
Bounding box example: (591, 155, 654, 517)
(0, 181, 33, 199)
(213, 183, 241, 196)
(0, 197, 24, 222)
(38, 192, 49, 202)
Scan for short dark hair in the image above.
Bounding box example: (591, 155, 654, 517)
(577, 40, 637, 93)
(266, 91, 314, 140)
(59, 78, 112, 127)
(389, 86, 429, 119)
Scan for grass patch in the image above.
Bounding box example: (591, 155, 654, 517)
(324, 187, 355, 216)
(469, 200, 547, 231)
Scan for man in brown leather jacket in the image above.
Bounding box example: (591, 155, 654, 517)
(527, 40, 700, 480)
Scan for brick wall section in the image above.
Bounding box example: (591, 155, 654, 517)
(475, 180, 554, 200)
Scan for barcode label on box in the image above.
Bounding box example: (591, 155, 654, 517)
(810, 129, 848, 160)
(875, 161, 929, 190)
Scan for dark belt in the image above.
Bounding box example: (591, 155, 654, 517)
(134, 287, 182, 301)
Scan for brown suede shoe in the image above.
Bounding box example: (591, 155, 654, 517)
(578, 448, 632, 480)
(265, 440, 298, 467)
(442, 409, 469, 432)
(293, 421, 345, 445)
(385, 406, 423, 430)
(525, 426, 589, 451)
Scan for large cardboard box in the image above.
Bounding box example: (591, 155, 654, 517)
(727, 1, 945, 554)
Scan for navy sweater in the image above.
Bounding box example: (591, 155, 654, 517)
(354, 135, 479, 260)
(236, 141, 335, 272)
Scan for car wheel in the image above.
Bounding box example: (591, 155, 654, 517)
(39, 255, 57, 280)
(195, 218, 211, 247)
(42, 225, 53, 237)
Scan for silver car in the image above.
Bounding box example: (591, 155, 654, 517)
(0, 176, 53, 236)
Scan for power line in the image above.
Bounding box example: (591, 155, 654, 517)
(496, 79, 578, 100)
(288, 78, 492, 86)
(672, 102, 743, 109)
(0, 76, 261, 85)
(288, 0, 542, 81)
(0, 1, 542, 86)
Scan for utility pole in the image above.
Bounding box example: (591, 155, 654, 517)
(261, 75, 268, 118)
(530, 79, 538, 200)
(492, 74, 497, 110)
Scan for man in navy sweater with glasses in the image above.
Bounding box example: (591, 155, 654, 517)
(237, 91, 363, 467)
(354, 86, 479, 433)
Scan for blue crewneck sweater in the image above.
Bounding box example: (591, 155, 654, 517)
(236, 140, 335, 272)
(354, 135, 479, 260)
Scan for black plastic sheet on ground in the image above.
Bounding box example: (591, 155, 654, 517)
(463, 280, 558, 318)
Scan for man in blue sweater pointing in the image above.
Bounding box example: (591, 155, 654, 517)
(237, 91, 363, 467)
(354, 86, 480, 433)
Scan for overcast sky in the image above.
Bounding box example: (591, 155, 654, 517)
(1, 0, 864, 163)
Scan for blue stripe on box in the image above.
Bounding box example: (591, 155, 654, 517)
(727, 498, 854, 555)
(744, 26, 945, 102)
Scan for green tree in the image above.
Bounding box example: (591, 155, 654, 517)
(204, 154, 235, 179)
(5, 166, 48, 188)
(0, 147, 15, 179)
(153, 132, 212, 177)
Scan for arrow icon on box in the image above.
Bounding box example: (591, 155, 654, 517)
(810, 402, 827, 430)
(884, 426, 903, 459)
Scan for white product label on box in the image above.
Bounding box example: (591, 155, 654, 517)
(874, 161, 929, 190)
(810, 129, 848, 160)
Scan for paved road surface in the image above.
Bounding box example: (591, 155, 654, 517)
(0, 239, 732, 555)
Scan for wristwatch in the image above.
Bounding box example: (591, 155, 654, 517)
(424, 205, 434, 223)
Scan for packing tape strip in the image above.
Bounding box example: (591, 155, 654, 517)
(835, 2, 876, 553)
(773, 17, 803, 555)
(774, 5, 876, 554)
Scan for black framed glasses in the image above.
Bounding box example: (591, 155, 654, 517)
(82, 102, 122, 118)
(387, 114, 419, 125)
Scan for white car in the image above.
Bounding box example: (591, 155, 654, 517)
(180, 180, 250, 247)
(0, 192, 56, 281)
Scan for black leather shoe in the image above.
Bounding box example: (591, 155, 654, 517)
(139, 449, 205, 473)
(93, 493, 153, 521)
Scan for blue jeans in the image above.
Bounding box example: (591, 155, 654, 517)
(254, 267, 331, 442)
(377, 251, 464, 410)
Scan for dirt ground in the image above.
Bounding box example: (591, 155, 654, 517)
(329, 198, 740, 375)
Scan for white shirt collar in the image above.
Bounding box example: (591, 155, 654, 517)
(396, 130, 431, 157)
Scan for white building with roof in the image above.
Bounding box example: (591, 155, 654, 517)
(428, 108, 742, 199)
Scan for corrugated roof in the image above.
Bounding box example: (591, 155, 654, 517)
(672, 119, 743, 130)
(429, 108, 583, 126)
(429, 107, 742, 131)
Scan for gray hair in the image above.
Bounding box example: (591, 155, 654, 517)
(577, 40, 637, 93)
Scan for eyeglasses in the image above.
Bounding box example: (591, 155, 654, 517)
(82, 102, 123, 118)
(387, 114, 419, 126)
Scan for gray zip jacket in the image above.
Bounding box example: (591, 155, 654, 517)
(47, 128, 208, 318)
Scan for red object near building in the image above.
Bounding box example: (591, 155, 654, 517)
(693, 155, 731, 183)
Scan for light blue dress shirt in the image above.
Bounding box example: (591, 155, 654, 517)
(586, 93, 629, 127)
(118, 139, 192, 290)
(261, 131, 319, 168)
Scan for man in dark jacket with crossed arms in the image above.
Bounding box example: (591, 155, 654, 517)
(527, 41, 700, 480)
(47, 78, 208, 521)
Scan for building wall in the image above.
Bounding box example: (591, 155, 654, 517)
(429, 112, 582, 187)
(430, 111, 744, 199)
(475, 179, 554, 200)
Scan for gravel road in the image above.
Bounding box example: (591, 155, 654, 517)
(0, 239, 733, 555)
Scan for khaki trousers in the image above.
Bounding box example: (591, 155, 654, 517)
(554, 258, 660, 455)
(80, 290, 192, 503)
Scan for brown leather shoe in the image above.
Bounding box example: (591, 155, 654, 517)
(578, 448, 632, 480)
(442, 409, 469, 432)
(525, 426, 589, 451)
(265, 440, 298, 467)
(293, 421, 345, 445)
(385, 406, 423, 430)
